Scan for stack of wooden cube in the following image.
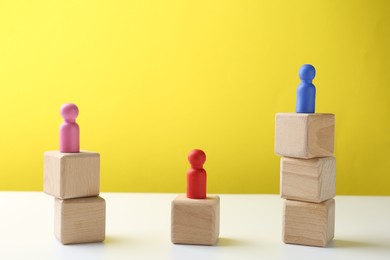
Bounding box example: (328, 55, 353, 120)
(44, 151, 106, 244)
(275, 113, 336, 247)
(171, 149, 220, 246)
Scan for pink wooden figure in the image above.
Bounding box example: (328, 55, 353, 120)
(187, 149, 207, 199)
(60, 103, 80, 153)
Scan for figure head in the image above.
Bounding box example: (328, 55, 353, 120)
(299, 64, 316, 82)
(188, 149, 206, 169)
(60, 103, 79, 123)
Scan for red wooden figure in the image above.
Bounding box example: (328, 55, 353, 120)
(187, 149, 207, 199)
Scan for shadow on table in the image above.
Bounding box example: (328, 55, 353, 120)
(54, 239, 108, 260)
(217, 237, 252, 247)
(329, 239, 384, 249)
(103, 235, 129, 245)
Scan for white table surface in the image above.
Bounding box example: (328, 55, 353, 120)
(0, 192, 389, 260)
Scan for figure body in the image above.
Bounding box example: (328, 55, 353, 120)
(187, 149, 207, 199)
(59, 103, 80, 153)
(296, 64, 316, 113)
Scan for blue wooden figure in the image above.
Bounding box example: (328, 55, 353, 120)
(296, 64, 316, 113)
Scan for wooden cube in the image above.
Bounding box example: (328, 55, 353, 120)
(44, 151, 100, 199)
(283, 199, 335, 247)
(171, 194, 220, 245)
(275, 113, 335, 158)
(281, 157, 336, 203)
(54, 196, 106, 244)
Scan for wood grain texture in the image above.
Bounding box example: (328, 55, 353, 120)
(283, 199, 335, 247)
(44, 151, 100, 199)
(54, 196, 106, 245)
(171, 194, 220, 245)
(281, 157, 336, 203)
(275, 113, 335, 158)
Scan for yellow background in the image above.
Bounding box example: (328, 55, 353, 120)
(0, 0, 389, 195)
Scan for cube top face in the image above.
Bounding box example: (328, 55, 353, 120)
(275, 113, 335, 159)
(44, 150, 99, 158)
(281, 157, 336, 203)
(44, 151, 100, 199)
(171, 194, 220, 245)
(55, 196, 106, 245)
(173, 194, 219, 206)
(283, 199, 335, 247)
